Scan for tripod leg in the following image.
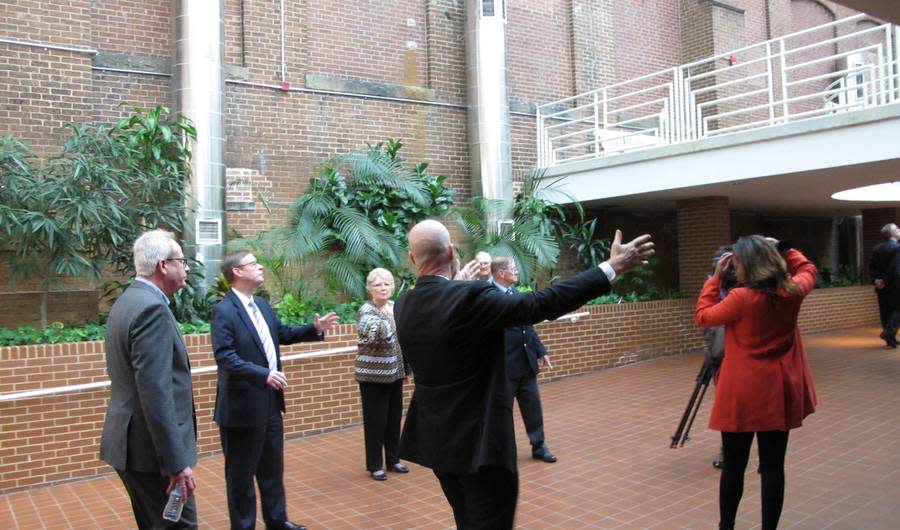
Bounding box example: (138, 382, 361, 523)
(681, 380, 710, 447)
(671, 378, 703, 448)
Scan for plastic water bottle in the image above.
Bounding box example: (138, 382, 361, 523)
(162, 486, 184, 522)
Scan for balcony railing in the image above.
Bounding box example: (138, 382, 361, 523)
(536, 14, 900, 167)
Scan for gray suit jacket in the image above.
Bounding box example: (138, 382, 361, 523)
(100, 281, 197, 476)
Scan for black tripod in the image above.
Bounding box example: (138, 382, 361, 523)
(670, 359, 717, 448)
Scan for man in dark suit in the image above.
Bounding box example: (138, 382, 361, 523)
(490, 256, 557, 463)
(869, 223, 900, 347)
(211, 251, 337, 530)
(100, 229, 198, 529)
(394, 220, 653, 529)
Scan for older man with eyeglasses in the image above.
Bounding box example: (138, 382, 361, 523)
(100, 229, 199, 529)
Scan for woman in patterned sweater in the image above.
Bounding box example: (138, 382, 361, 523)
(356, 268, 410, 481)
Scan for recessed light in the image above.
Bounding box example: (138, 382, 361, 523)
(832, 182, 900, 201)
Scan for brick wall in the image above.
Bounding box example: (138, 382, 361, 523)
(0, 286, 879, 493)
(506, 0, 574, 104)
(677, 196, 732, 296)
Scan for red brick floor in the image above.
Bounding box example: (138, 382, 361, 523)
(2, 325, 899, 529)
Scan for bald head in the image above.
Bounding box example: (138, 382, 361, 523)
(408, 220, 453, 276)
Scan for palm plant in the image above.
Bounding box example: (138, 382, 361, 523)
(453, 197, 560, 286)
(453, 171, 582, 285)
(563, 218, 611, 271)
(258, 139, 454, 299)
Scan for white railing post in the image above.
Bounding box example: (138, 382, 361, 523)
(601, 87, 609, 155)
(593, 91, 600, 158)
(765, 41, 775, 125)
(778, 37, 789, 122)
(536, 107, 543, 166)
(673, 67, 683, 143)
(885, 25, 895, 103)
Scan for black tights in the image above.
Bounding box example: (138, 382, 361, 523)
(719, 430, 790, 530)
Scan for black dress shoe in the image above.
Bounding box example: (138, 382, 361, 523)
(388, 463, 409, 473)
(269, 522, 306, 530)
(532, 444, 558, 463)
(371, 469, 387, 481)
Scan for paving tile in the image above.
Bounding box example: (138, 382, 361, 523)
(1, 326, 899, 528)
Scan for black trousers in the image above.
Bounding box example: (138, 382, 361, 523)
(116, 469, 198, 530)
(358, 379, 404, 471)
(434, 467, 518, 530)
(876, 289, 896, 331)
(506, 374, 546, 448)
(219, 389, 289, 530)
(719, 430, 790, 530)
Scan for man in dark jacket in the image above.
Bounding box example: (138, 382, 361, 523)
(869, 223, 900, 347)
(211, 251, 337, 530)
(394, 220, 653, 529)
(490, 256, 557, 463)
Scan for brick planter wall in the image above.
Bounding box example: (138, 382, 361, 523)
(0, 286, 878, 492)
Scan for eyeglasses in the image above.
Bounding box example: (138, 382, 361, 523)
(165, 257, 188, 266)
(235, 261, 258, 269)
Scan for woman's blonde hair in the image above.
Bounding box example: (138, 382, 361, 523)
(732, 235, 796, 298)
(365, 268, 395, 295)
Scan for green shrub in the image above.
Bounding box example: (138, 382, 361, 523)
(0, 106, 196, 328)
(274, 292, 362, 327)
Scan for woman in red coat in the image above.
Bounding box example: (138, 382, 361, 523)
(695, 235, 817, 530)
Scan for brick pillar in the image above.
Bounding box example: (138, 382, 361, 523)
(677, 196, 731, 296)
(862, 207, 900, 280)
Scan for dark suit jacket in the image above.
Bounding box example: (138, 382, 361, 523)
(492, 283, 548, 379)
(504, 324, 547, 380)
(394, 267, 611, 474)
(211, 290, 323, 429)
(100, 281, 197, 476)
(870, 239, 900, 285)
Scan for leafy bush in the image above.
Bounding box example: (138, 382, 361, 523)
(0, 322, 107, 346)
(274, 292, 362, 327)
(562, 218, 610, 271)
(0, 105, 196, 327)
(816, 266, 860, 287)
(586, 288, 683, 305)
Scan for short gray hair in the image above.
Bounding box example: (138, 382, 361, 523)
(133, 230, 177, 276)
(882, 223, 897, 238)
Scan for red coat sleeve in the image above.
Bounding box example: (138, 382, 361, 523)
(784, 248, 817, 297)
(695, 276, 745, 327)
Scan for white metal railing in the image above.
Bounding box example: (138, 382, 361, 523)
(536, 14, 900, 167)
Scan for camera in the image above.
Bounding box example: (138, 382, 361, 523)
(712, 246, 737, 291)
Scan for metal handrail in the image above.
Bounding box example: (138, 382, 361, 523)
(0, 345, 359, 402)
(0, 312, 594, 403)
(537, 14, 899, 167)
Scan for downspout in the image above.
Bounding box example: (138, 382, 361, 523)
(173, 0, 227, 287)
(465, 0, 514, 231)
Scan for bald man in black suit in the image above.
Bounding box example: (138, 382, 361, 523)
(394, 220, 654, 529)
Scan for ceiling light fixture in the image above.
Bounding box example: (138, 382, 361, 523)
(832, 182, 900, 201)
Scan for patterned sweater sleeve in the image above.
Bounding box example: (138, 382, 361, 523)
(357, 310, 387, 350)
